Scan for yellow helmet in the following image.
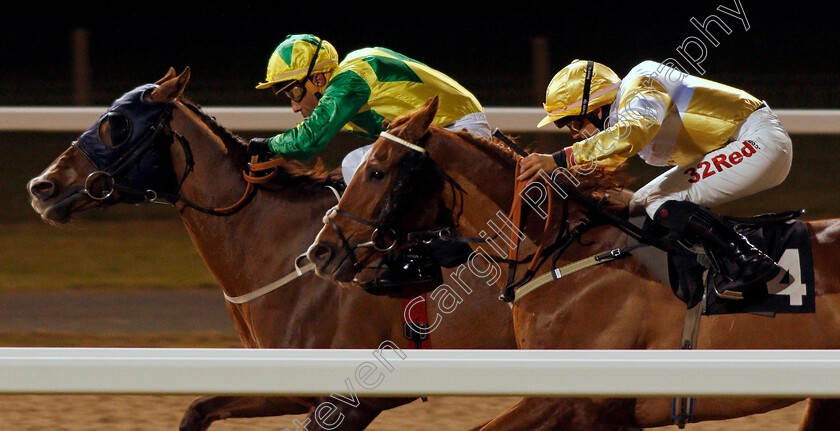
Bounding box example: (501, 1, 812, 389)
(537, 59, 621, 128)
(255, 34, 339, 90)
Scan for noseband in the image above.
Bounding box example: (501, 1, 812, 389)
(321, 132, 426, 272)
(322, 131, 485, 274)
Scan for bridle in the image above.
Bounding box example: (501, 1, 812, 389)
(321, 126, 661, 297)
(321, 129, 479, 275)
(73, 104, 174, 203)
(72, 100, 271, 216)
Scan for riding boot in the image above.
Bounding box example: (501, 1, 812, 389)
(654, 200, 782, 300)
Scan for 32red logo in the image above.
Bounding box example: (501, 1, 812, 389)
(684, 141, 758, 183)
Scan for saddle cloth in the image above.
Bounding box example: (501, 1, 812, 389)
(628, 215, 815, 316)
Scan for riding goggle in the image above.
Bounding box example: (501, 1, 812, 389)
(277, 81, 308, 102)
(554, 116, 584, 133)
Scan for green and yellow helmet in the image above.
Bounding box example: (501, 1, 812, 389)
(537, 59, 621, 128)
(255, 34, 339, 90)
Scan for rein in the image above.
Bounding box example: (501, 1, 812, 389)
(224, 262, 316, 304)
(493, 131, 668, 303)
(498, 169, 574, 301)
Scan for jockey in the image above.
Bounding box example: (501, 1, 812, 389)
(248, 34, 491, 182)
(518, 59, 793, 299)
(249, 34, 489, 290)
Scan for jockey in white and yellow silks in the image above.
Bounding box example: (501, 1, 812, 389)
(248, 34, 489, 183)
(518, 59, 793, 300)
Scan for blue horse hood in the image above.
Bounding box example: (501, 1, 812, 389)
(73, 83, 178, 203)
(76, 83, 169, 170)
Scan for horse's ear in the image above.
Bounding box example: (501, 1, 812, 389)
(402, 96, 439, 142)
(155, 67, 177, 85)
(148, 67, 191, 103)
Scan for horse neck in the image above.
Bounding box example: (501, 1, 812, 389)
(426, 131, 631, 267)
(426, 131, 519, 237)
(427, 131, 551, 242)
(166, 102, 338, 299)
(169, 102, 246, 211)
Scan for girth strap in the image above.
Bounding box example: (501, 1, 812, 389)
(511, 244, 643, 303)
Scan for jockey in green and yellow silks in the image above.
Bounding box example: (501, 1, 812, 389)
(248, 34, 489, 183)
(248, 33, 488, 290)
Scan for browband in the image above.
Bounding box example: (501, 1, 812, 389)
(379, 131, 426, 153)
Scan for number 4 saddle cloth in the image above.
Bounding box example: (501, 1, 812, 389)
(628, 211, 815, 316)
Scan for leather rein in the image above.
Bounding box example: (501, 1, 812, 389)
(493, 131, 669, 302)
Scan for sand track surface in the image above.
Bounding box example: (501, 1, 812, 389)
(0, 288, 809, 430)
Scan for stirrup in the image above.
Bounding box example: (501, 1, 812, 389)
(714, 286, 744, 301)
(709, 265, 781, 301)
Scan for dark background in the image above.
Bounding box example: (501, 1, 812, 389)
(2, 2, 837, 107)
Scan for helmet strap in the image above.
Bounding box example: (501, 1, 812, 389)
(578, 60, 605, 131)
(301, 38, 324, 84)
(301, 39, 326, 99)
(578, 60, 595, 119)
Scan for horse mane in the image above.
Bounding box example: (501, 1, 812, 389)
(447, 127, 634, 195)
(387, 112, 634, 221)
(178, 98, 345, 193)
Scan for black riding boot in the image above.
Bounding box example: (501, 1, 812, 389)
(654, 200, 782, 300)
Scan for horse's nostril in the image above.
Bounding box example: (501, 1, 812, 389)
(309, 243, 333, 265)
(29, 180, 56, 199)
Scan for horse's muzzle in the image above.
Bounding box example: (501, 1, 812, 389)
(307, 240, 353, 281)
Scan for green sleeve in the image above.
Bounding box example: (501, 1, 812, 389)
(266, 71, 371, 160)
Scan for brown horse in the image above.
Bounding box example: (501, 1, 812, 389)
(308, 96, 840, 430)
(26, 69, 518, 431)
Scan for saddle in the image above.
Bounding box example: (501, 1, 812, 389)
(630, 209, 815, 315)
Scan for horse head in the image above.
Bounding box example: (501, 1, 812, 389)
(28, 67, 192, 224)
(308, 96, 459, 285)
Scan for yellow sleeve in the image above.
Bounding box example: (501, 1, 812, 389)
(570, 76, 672, 169)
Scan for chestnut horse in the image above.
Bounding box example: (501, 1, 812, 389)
(27, 69, 518, 430)
(308, 96, 840, 430)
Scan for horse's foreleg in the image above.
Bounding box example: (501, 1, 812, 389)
(180, 395, 416, 431)
(179, 395, 310, 431)
(799, 398, 840, 431)
(478, 397, 633, 431)
(303, 397, 417, 431)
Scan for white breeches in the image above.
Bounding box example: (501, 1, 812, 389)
(630, 105, 793, 219)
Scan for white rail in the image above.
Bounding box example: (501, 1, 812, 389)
(2, 348, 840, 396)
(1, 107, 838, 134)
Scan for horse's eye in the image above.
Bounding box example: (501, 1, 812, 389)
(370, 170, 385, 181)
(106, 112, 131, 146)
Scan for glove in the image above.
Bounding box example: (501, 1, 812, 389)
(247, 138, 272, 156)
